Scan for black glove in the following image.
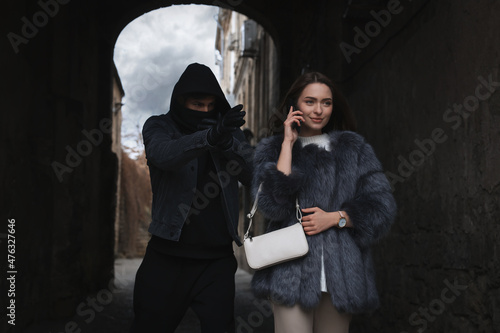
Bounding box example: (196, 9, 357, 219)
(198, 117, 232, 148)
(221, 104, 246, 128)
(207, 105, 246, 147)
(197, 118, 217, 131)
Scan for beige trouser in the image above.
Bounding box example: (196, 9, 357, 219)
(272, 293, 351, 333)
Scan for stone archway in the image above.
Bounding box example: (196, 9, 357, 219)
(3, 1, 332, 330)
(1, 1, 348, 330)
(6, 1, 499, 332)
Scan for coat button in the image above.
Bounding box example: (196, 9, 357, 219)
(190, 166, 195, 171)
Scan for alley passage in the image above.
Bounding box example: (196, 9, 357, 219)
(23, 258, 274, 333)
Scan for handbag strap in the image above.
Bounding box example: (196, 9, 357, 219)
(244, 183, 302, 240)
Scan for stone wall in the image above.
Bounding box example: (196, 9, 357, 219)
(339, 1, 500, 331)
(1, 1, 117, 330)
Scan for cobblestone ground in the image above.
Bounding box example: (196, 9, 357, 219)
(23, 258, 274, 333)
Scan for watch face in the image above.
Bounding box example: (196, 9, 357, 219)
(339, 217, 347, 228)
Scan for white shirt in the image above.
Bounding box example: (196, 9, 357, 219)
(297, 134, 330, 292)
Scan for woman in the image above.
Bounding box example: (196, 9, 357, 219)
(251, 72, 397, 333)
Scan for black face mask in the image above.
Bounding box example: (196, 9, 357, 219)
(170, 104, 218, 133)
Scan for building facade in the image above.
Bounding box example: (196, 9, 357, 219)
(215, 8, 279, 145)
(215, 8, 279, 270)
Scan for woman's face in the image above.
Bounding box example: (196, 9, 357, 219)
(296, 83, 333, 136)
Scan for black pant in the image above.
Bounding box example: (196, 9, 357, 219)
(131, 246, 237, 333)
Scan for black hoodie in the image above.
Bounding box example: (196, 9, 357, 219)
(169, 63, 230, 133)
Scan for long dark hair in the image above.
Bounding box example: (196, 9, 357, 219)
(268, 72, 356, 135)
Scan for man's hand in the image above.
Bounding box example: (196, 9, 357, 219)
(206, 105, 246, 147)
(197, 118, 217, 131)
(221, 104, 246, 129)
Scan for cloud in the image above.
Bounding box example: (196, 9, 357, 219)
(113, 4, 220, 155)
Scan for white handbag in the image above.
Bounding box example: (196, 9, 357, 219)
(243, 184, 309, 270)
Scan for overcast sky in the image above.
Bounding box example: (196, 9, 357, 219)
(113, 4, 220, 156)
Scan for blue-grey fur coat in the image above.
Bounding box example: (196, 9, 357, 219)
(251, 130, 397, 314)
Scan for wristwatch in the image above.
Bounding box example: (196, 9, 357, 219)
(338, 211, 347, 228)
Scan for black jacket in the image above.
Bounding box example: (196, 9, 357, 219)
(143, 63, 253, 247)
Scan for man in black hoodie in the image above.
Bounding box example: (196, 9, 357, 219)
(131, 63, 253, 332)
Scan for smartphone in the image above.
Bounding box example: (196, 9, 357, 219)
(286, 98, 302, 133)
